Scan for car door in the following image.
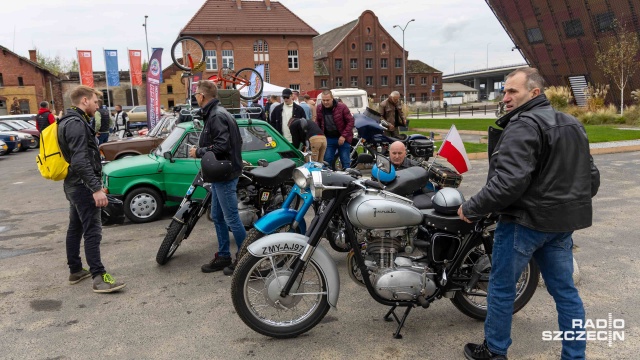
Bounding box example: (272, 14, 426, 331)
(162, 130, 205, 201)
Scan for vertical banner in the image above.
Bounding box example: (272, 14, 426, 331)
(128, 50, 143, 86)
(146, 48, 163, 130)
(152, 48, 163, 83)
(104, 49, 120, 86)
(77, 50, 94, 87)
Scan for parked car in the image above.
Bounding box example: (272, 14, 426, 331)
(0, 124, 34, 151)
(0, 114, 37, 123)
(0, 132, 20, 153)
(0, 121, 39, 149)
(127, 106, 148, 129)
(0, 140, 7, 156)
(99, 115, 177, 162)
(102, 119, 304, 223)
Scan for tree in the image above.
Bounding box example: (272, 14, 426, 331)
(35, 48, 78, 76)
(595, 22, 640, 115)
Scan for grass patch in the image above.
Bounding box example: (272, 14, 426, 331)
(409, 119, 495, 131)
(584, 126, 640, 143)
(433, 141, 487, 154)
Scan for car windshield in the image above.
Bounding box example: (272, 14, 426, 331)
(154, 127, 185, 156)
(0, 121, 22, 130)
(241, 126, 276, 152)
(149, 115, 176, 137)
(338, 96, 363, 110)
(0, 123, 13, 131)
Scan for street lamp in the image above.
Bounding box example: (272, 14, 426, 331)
(453, 52, 456, 74)
(142, 15, 150, 63)
(486, 42, 491, 69)
(393, 19, 415, 103)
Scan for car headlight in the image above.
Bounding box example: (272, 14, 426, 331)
(292, 167, 311, 188)
(24, 134, 33, 139)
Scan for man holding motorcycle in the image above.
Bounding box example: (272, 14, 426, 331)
(189, 80, 246, 275)
(458, 68, 600, 360)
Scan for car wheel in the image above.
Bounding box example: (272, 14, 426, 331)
(124, 187, 164, 223)
(30, 137, 39, 149)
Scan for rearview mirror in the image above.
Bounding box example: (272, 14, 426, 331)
(163, 151, 175, 163)
(193, 119, 203, 131)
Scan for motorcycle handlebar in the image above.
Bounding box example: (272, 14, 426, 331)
(364, 179, 385, 190)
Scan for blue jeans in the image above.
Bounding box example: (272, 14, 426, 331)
(324, 137, 351, 170)
(210, 177, 246, 258)
(485, 221, 585, 359)
(98, 132, 109, 145)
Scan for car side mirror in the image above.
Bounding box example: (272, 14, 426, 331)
(193, 119, 203, 131)
(163, 151, 175, 163)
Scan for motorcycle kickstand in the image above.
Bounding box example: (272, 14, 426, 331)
(383, 305, 414, 339)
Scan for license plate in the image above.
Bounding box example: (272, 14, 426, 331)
(260, 191, 270, 202)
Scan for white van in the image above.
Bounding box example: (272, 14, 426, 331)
(317, 88, 368, 115)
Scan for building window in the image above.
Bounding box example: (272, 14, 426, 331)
(205, 50, 218, 71)
(18, 77, 24, 86)
(433, 76, 438, 84)
(321, 79, 327, 87)
(336, 77, 343, 87)
(526, 28, 543, 44)
(0, 73, 3, 87)
(395, 58, 402, 68)
(382, 43, 387, 50)
(125, 89, 139, 106)
(222, 50, 234, 69)
(289, 84, 300, 91)
(351, 76, 358, 87)
(366, 76, 373, 86)
(409, 93, 416, 102)
(168, 99, 175, 109)
(365, 58, 373, 69)
(365, 43, 373, 51)
(350, 59, 358, 69)
(351, 43, 356, 50)
(563, 19, 584, 38)
(100, 90, 114, 107)
(253, 39, 269, 52)
(380, 58, 388, 69)
(381, 76, 388, 86)
(264, 63, 270, 83)
(421, 93, 428, 102)
(421, 77, 427, 85)
(19, 100, 29, 113)
(395, 75, 402, 85)
(409, 77, 415, 85)
(594, 12, 615, 32)
(288, 50, 299, 70)
(335, 59, 343, 70)
(167, 85, 173, 94)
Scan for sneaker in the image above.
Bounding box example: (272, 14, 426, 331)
(92, 273, 126, 293)
(464, 340, 507, 360)
(201, 252, 232, 273)
(69, 268, 91, 285)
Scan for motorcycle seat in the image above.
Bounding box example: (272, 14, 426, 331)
(421, 208, 475, 235)
(411, 192, 435, 209)
(247, 158, 296, 188)
(383, 166, 429, 196)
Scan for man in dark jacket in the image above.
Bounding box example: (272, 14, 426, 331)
(189, 80, 245, 275)
(269, 88, 307, 142)
(288, 117, 326, 162)
(316, 90, 355, 169)
(36, 101, 56, 133)
(458, 68, 599, 360)
(58, 85, 126, 293)
(94, 101, 111, 145)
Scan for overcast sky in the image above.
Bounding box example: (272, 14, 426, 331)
(1, 0, 525, 79)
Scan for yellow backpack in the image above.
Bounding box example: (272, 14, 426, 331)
(36, 121, 69, 181)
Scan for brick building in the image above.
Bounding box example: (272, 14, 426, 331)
(0, 46, 63, 115)
(176, 0, 318, 93)
(313, 10, 443, 104)
(61, 72, 146, 111)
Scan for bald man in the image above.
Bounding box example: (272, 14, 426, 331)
(389, 141, 417, 169)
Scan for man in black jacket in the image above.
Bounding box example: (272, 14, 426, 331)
(94, 101, 111, 145)
(458, 68, 599, 360)
(58, 85, 126, 293)
(288, 117, 326, 162)
(269, 88, 307, 143)
(189, 80, 245, 275)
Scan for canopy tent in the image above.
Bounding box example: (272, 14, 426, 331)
(239, 81, 287, 97)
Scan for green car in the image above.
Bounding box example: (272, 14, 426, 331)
(102, 119, 304, 223)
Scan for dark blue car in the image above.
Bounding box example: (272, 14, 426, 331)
(0, 132, 19, 154)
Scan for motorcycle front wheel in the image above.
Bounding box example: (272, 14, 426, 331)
(156, 220, 188, 265)
(231, 253, 331, 338)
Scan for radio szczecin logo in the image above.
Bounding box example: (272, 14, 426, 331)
(542, 313, 624, 347)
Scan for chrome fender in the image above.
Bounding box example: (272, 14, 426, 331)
(253, 208, 307, 234)
(247, 233, 340, 308)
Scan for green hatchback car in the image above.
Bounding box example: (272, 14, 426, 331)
(102, 119, 304, 223)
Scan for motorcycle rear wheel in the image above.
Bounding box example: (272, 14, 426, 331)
(156, 220, 188, 265)
(231, 253, 330, 338)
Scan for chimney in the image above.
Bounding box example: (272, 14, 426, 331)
(265, 0, 271, 10)
(236, 0, 241, 9)
(29, 49, 37, 62)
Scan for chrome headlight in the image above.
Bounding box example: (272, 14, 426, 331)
(311, 170, 324, 199)
(292, 167, 311, 188)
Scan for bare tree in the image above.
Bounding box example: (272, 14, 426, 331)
(595, 22, 640, 115)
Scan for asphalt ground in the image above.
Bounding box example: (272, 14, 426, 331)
(0, 149, 638, 360)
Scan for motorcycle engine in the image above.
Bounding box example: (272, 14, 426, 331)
(237, 185, 258, 227)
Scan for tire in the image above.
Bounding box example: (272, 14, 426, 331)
(450, 244, 540, 320)
(233, 68, 264, 100)
(171, 36, 205, 71)
(156, 220, 187, 265)
(30, 136, 39, 149)
(124, 187, 164, 223)
(231, 253, 331, 338)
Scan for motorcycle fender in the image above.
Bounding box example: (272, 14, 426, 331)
(247, 233, 340, 309)
(173, 200, 196, 223)
(253, 208, 307, 235)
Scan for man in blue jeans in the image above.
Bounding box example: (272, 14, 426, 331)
(189, 80, 246, 275)
(458, 68, 600, 360)
(316, 90, 354, 170)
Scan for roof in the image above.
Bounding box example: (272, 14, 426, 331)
(0, 45, 56, 76)
(312, 19, 358, 60)
(407, 60, 441, 74)
(443, 83, 478, 92)
(180, 0, 318, 36)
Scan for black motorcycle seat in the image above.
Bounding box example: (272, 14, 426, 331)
(383, 166, 429, 196)
(411, 192, 435, 209)
(421, 208, 475, 235)
(247, 158, 296, 188)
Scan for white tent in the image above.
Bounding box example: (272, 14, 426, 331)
(239, 81, 287, 97)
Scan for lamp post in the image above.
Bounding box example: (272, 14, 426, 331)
(486, 42, 491, 69)
(453, 52, 456, 74)
(393, 19, 415, 103)
(142, 15, 150, 63)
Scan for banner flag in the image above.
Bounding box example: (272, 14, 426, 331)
(438, 124, 472, 173)
(104, 49, 120, 87)
(77, 50, 94, 88)
(146, 48, 163, 130)
(152, 48, 163, 83)
(129, 50, 143, 86)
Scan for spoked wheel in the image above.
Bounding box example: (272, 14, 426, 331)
(236, 224, 300, 272)
(450, 243, 540, 320)
(156, 220, 187, 265)
(171, 36, 205, 71)
(233, 68, 264, 100)
(231, 253, 330, 338)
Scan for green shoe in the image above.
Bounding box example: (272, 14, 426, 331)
(69, 268, 91, 285)
(92, 273, 126, 293)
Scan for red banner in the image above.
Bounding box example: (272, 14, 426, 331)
(77, 50, 94, 88)
(129, 50, 143, 86)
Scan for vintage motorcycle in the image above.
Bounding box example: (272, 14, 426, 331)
(230, 158, 539, 339)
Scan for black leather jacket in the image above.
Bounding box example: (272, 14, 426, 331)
(58, 107, 103, 193)
(269, 102, 307, 135)
(462, 95, 600, 232)
(195, 99, 243, 179)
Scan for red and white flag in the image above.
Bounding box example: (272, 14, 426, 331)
(77, 50, 94, 88)
(438, 124, 471, 174)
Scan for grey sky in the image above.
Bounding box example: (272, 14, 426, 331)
(0, 0, 525, 79)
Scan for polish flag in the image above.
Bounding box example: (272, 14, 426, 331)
(438, 124, 471, 173)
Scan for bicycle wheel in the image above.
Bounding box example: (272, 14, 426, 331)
(171, 36, 205, 71)
(233, 68, 264, 100)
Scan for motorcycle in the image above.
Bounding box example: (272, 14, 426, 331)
(230, 157, 539, 339)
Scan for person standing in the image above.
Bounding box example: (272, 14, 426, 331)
(288, 117, 326, 162)
(378, 91, 406, 138)
(269, 89, 306, 142)
(316, 90, 354, 170)
(94, 101, 111, 145)
(113, 105, 129, 135)
(291, 90, 300, 104)
(458, 68, 599, 360)
(188, 80, 246, 275)
(267, 95, 280, 123)
(57, 85, 126, 293)
(35, 101, 56, 133)
(10, 97, 21, 114)
(299, 94, 314, 121)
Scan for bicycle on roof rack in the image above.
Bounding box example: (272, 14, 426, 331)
(171, 36, 264, 101)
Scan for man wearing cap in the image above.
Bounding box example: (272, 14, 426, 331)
(269, 88, 307, 143)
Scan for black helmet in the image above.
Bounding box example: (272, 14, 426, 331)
(102, 195, 125, 225)
(432, 188, 465, 215)
(201, 151, 235, 183)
